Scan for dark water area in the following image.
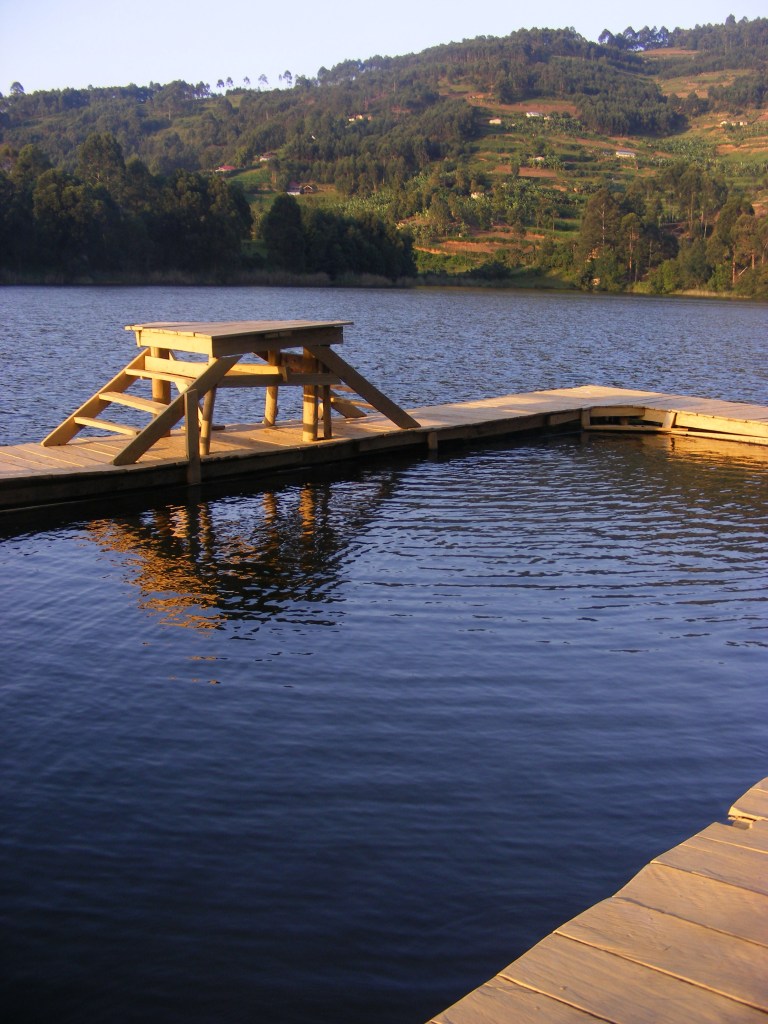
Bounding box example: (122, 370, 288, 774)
(1, 287, 767, 1023)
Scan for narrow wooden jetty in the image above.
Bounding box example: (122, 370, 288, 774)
(1, 319, 768, 512)
(429, 778, 768, 1024)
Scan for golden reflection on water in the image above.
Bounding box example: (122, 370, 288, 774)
(637, 431, 768, 469)
(83, 431, 768, 631)
(86, 471, 400, 630)
(89, 503, 226, 629)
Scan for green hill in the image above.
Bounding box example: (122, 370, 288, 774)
(1, 18, 767, 295)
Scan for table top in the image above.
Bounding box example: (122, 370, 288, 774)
(126, 320, 352, 357)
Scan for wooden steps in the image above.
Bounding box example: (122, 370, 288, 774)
(73, 415, 141, 437)
(428, 779, 768, 1024)
(99, 390, 173, 415)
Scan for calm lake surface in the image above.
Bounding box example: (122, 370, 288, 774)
(1, 286, 767, 1023)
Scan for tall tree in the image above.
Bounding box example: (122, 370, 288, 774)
(76, 132, 126, 197)
(262, 194, 306, 271)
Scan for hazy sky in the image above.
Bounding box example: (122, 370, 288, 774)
(1, 1, 764, 94)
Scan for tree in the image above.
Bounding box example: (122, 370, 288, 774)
(620, 212, 643, 282)
(261, 194, 306, 271)
(32, 168, 122, 272)
(76, 132, 126, 196)
(11, 144, 52, 189)
(578, 188, 621, 261)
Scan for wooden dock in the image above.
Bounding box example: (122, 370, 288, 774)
(2, 382, 768, 512)
(429, 778, 768, 1024)
(1, 318, 768, 513)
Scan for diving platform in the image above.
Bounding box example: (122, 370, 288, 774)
(1, 319, 768, 512)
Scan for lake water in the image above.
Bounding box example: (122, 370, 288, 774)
(1, 286, 767, 1023)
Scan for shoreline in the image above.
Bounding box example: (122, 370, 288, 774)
(0, 270, 761, 301)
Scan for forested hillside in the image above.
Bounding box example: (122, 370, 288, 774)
(1, 17, 766, 295)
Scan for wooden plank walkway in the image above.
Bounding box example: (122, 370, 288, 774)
(2, 385, 768, 512)
(428, 778, 768, 1024)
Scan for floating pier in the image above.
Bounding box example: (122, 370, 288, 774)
(1, 319, 768, 512)
(429, 778, 768, 1024)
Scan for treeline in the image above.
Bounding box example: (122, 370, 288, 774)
(601, 16, 768, 115)
(261, 194, 416, 278)
(396, 158, 767, 298)
(1, 19, 765, 197)
(602, 15, 768, 57)
(0, 133, 416, 280)
(0, 135, 252, 276)
(0, 25, 693, 188)
(559, 167, 768, 298)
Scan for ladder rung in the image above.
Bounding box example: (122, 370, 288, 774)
(74, 415, 141, 437)
(328, 395, 367, 418)
(125, 367, 197, 386)
(99, 390, 169, 415)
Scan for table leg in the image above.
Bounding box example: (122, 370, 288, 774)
(321, 384, 332, 438)
(264, 351, 280, 425)
(200, 389, 217, 455)
(302, 350, 318, 442)
(184, 388, 201, 484)
(150, 347, 172, 437)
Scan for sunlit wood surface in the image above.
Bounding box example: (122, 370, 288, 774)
(2, 385, 768, 511)
(428, 778, 768, 1024)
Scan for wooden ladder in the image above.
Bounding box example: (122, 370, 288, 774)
(41, 350, 238, 467)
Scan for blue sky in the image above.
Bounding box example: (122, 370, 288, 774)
(1, 0, 764, 94)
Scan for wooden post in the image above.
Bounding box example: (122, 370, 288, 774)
(184, 388, 201, 485)
(302, 349, 318, 443)
(264, 351, 280, 426)
(321, 384, 333, 439)
(200, 389, 217, 455)
(149, 349, 172, 403)
(150, 348, 172, 438)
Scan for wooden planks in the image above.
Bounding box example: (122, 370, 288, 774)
(127, 320, 350, 357)
(731, 780, 768, 823)
(653, 834, 768, 896)
(557, 899, 768, 1009)
(4, 385, 768, 512)
(499, 934, 767, 1023)
(433, 976, 608, 1024)
(428, 777, 768, 1024)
